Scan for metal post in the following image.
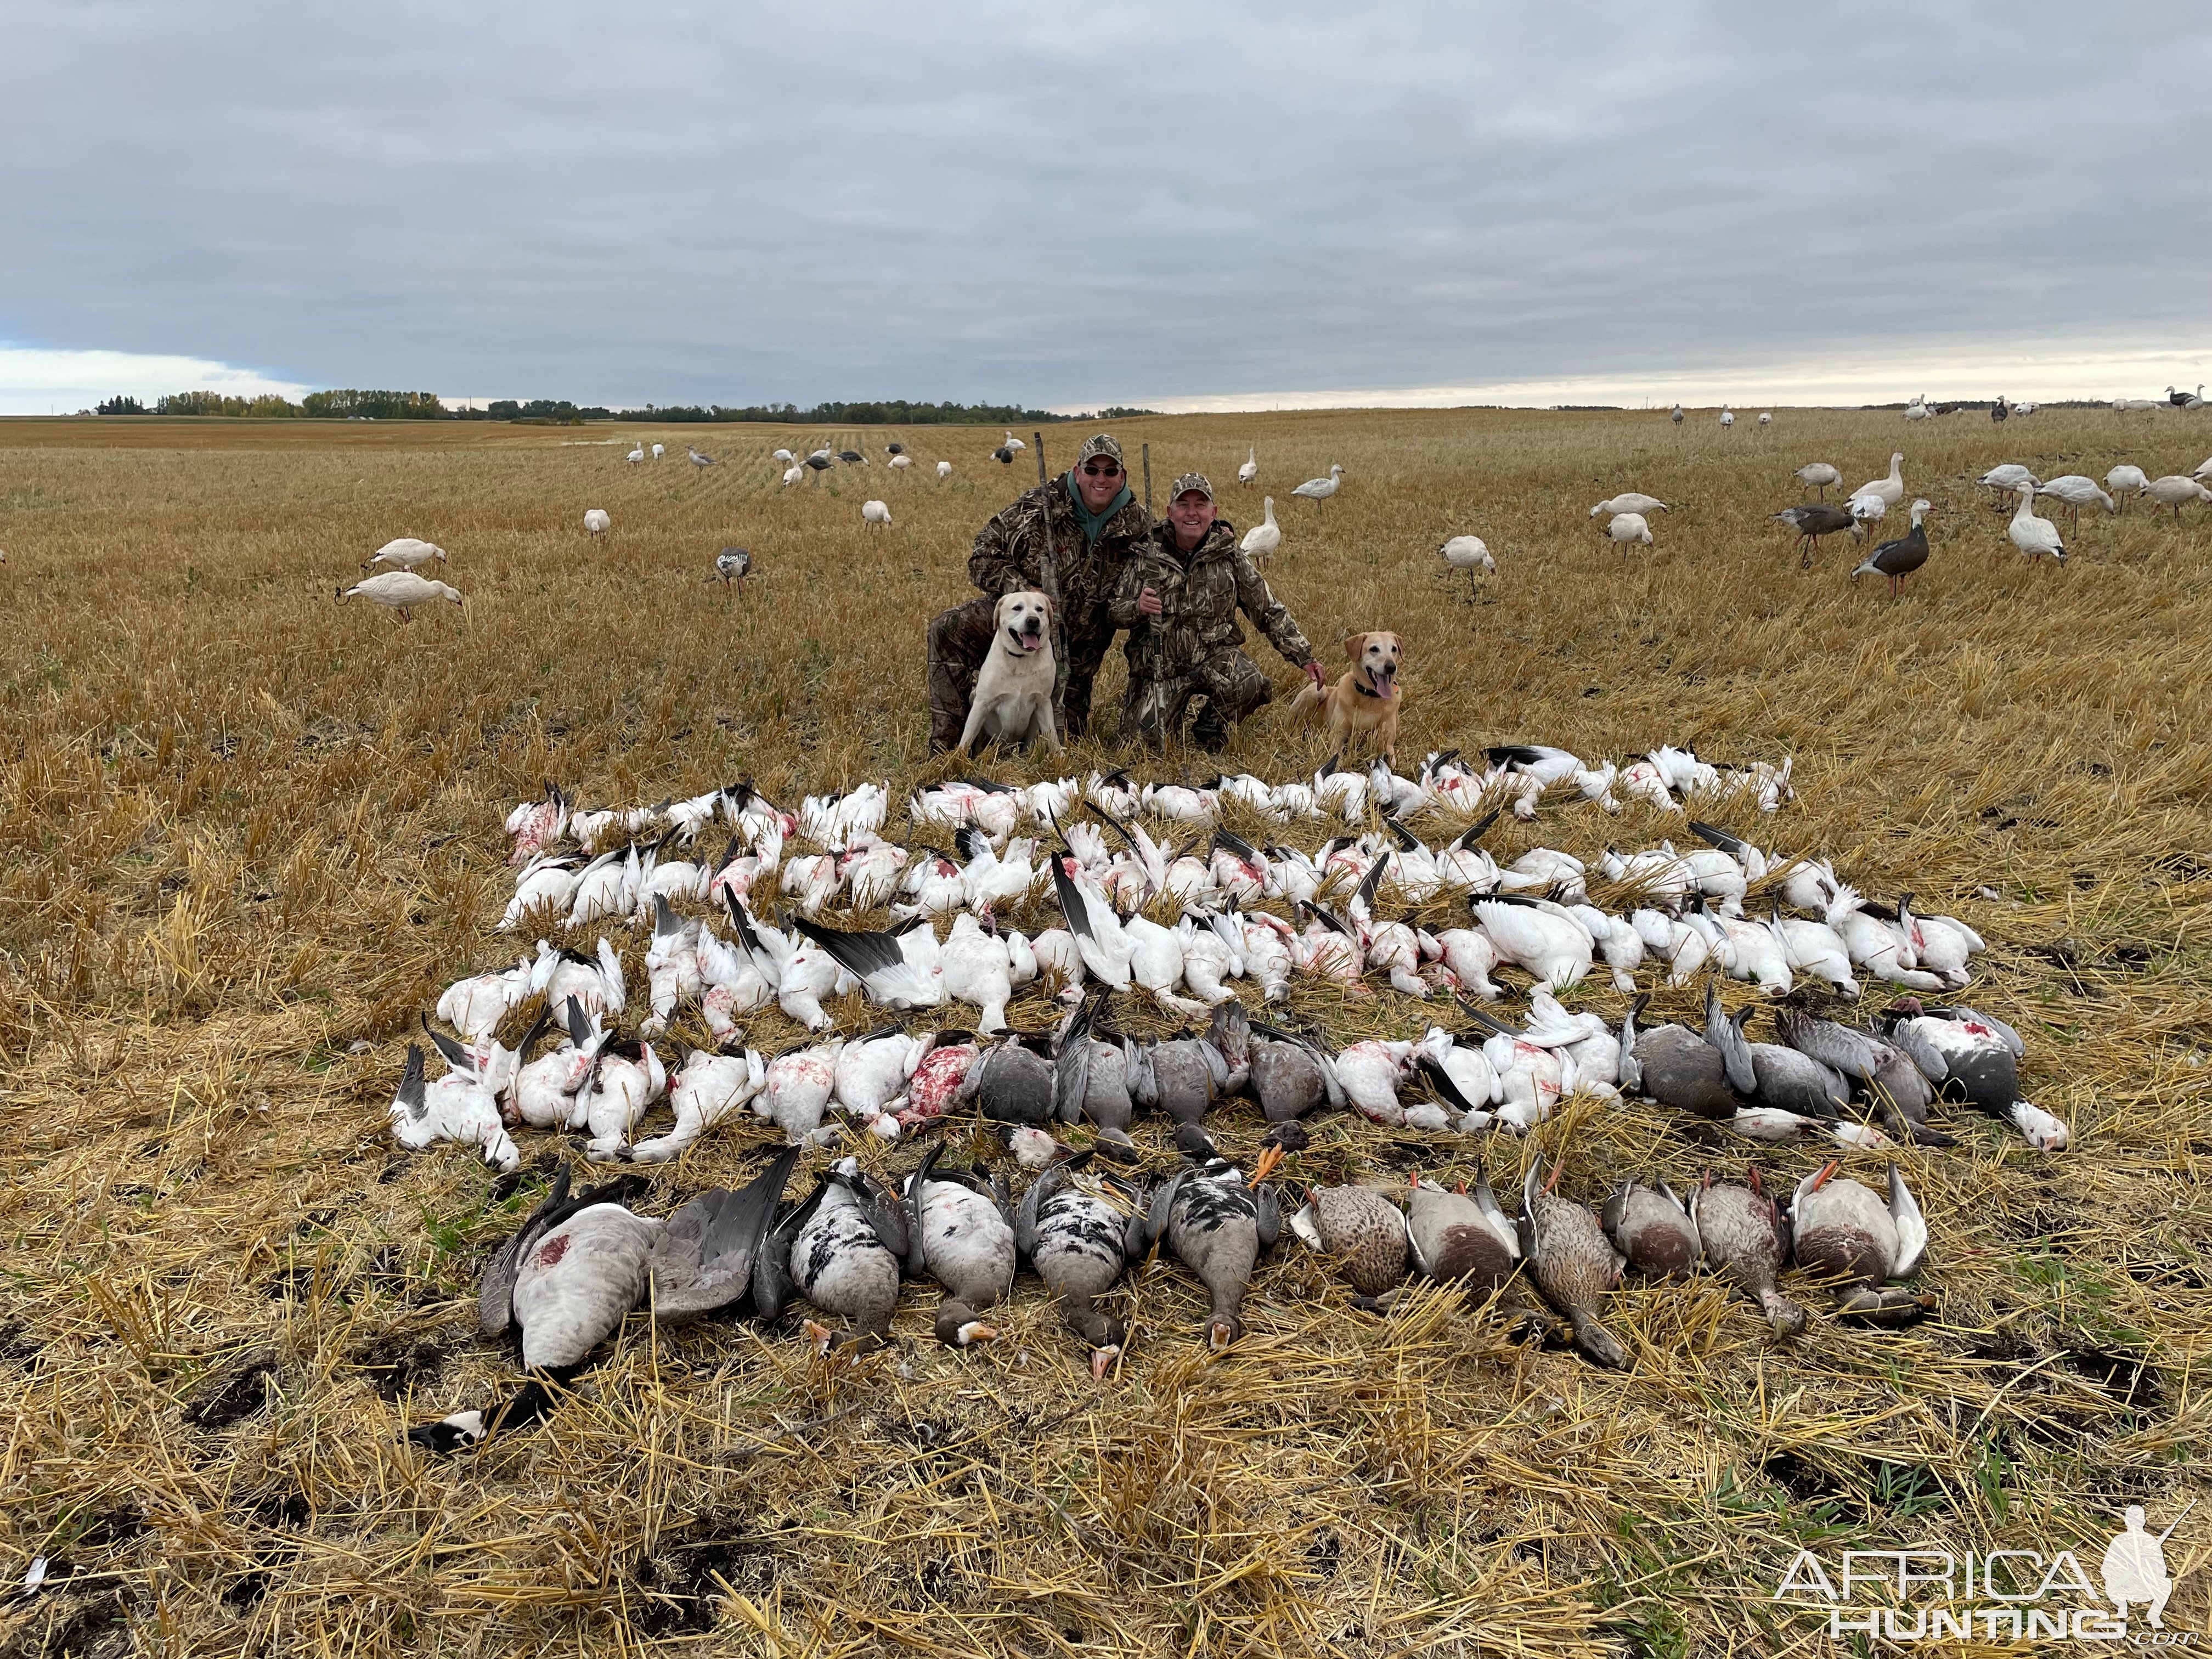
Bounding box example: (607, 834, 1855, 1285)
(1142, 443, 1152, 515)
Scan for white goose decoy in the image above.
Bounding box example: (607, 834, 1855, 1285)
(1670, 403, 1684, 423)
(1795, 462, 1842, 500)
(1719, 407, 1734, 430)
(1238, 446, 1258, 486)
(781, 465, 804, 488)
(1852, 451, 1906, 509)
(2107, 464, 2151, 509)
(1903, 401, 1931, 422)
(335, 571, 463, 620)
(1757, 412, 1772, 427)
(1606, 511, 1653, 548)
(1588, 493, 1667, 517)
(1290, 464, 1345, 501)
(1977, 464, 2038, 505)
(2034, 475, 2114, 529)
(1002, 430, 1026, 452)
(1438, 535, 1493, 589)
(2007, 483, 2067, 562)
(861, 499, 893, 527)
(584, 508, 612, 537)
(1846, 491, 1887, 540)
(1239, 497, 1281, 564)
(888, 454, 912, 472)
(365, 537, 448, 571)
(2145, 475, 2212, 520)
(936, 460, 953, 478)
(651, 443, 665, 460)
(772, 448, 796, 464)
(2196, 456, 2212, 481)
(687, 446, 718, 470)
(625, 442, 645, 465)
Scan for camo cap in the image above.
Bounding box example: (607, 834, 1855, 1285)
(1170, 471, 1215, 503)
(1075, 433, 1124, 467)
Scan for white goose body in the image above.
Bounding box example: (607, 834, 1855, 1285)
(2007, 485, 2067, 562)
(1239, 498, 1281, 562)
(1290, 464, 1344, 500)
(633, 1048, 766, 1163)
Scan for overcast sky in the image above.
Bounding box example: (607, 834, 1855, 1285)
(5, 1, 2208, 414)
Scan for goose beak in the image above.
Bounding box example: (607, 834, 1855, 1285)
(1090, 1345, 1122, 1381)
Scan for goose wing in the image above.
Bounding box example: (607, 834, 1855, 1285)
(648, 1147, 803, 1318)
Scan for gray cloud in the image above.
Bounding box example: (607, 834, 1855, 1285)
(5, 0, 2208, 408)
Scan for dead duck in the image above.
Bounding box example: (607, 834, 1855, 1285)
(1619, 984, 1749, 1120)
(1402, 1170, 1520, 1300)
(1877, 1000, 2068, 1151)
(410, 1150, 798, 1452)
(1289, 1182, 1409, 1297)
(1688, 1167, 1806, 1334)
(1128, 1142, 1285, 1350)
(902, 1144, 1017, 1347)
(1786, 1162, 1932, 1321)
(758, 1157, 912, 1351)
(1015, 1152, 1137, 1378)
(1517, 1155, 1629, 1368)
(1600, 1180, 1701, 1277)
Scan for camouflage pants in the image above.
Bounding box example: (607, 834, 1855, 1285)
(926, 597, 1114, 753)
(1121, 648, 1273, 752)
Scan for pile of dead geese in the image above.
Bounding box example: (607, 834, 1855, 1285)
(387, 748, 2061, 1449)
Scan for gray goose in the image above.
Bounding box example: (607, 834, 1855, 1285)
(1130, 1002, 1251, 1125)
(1877, 1001, 2068, 1151)
(1129, 1142, 1285, 1350)
(758, 1158, 912, 1351)
(903, 1144, 1017, 1347)
(1015, 1153, 1137, 1377)
(1786, 1163, 1933, 1321)
(1771, 503, 1856, 566)
(1620, 984, 1750, 1120)
(1053, 991, 1137, 1131)
(955, 1034, 1057, 1126)
(1849, 500, 1929, 599)
(1517, 1155, 1629, 1368)
(1771, 1008, 1951, 1147)
(410, 1150, 798, 1452)
(1688, 1168, 1805, 1334)
(1245, 1022, 1343, 1122)
(1711, 1003, 1853, 1120)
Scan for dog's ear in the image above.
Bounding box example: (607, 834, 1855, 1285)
(994, 592, 1015, 628)
(1381, 632, 1403, 657)
(1341, 631, 1369, 661)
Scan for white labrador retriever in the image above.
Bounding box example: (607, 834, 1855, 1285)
(957, 590, 1060, 755)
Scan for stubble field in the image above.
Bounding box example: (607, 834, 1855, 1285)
(2, 404, 2210, 1658)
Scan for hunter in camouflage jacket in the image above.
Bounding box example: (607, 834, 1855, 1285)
(1108, 517, 1318, 749)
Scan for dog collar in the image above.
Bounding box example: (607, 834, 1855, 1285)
(1352, 679, 1384, 699)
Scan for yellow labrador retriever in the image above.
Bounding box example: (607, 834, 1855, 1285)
(1288, 630, 1403, 765)
(957, 591, 1060, 755)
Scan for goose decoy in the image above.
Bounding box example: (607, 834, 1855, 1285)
(954, 1032, 1057, 1125)
(1688, 1169, 1805, 1334)
(758, 1157, 912, 1351)
(1989, 394, 2009, 423)
(335, 571, 464, 620)
(1587, 492, 1668, 517)
(409, 1150, 798, 1452)
(1239, 497, 1281, 563)
(1289, 1182, 1409, 1297)
(1771, 504, 1855, 567)
(837, 449, 866, 465)
(804, 450, 834, 480)
(902, 1145, 1016, 1347)
(1600, 1180, 1700, 1277)
(1850, 499, 1929, 599)
(885, 441, 905, 456)
(1850, 451, 1905, 509)
(2007, 483, 2066, 562)
(1237, 446, 1258, 486)
(1015, 1153, 1136, 1376)
(687, 447, 718, 470)
(1877, 1000, 2068, 1150)
(993, 445, 1016, 465)
(712, 546, 751, 591)
(1669, 403, 1684, 423)
(364, 537, 448, 571)
(2145, 475, 2212, 519)
(2106, 465, 2150, 509)
(1794, 462, 1842, 500)
(1129, 1143, 1285, 1350)
(1516, 1156, 1628, 1368)
(2034, 476, 2114, 529)
(1786, 1163, 1933, 1321)
(1977, 463, 2038, 505)
(1402, 1170, 1519, 1299)
(1290, 463, 1345, 501)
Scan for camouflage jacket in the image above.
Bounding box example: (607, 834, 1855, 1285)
(968, 478, 1153, 614)
(1108, 518, 1316, 681)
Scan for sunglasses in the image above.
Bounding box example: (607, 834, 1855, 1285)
(1080, 462, 1122, 477)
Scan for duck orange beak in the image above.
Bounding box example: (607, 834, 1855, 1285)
(1543, 1158, 1564, 1195)
(1809, 1159, 1841, 1193)
(1252, 1144, 1285, 1184)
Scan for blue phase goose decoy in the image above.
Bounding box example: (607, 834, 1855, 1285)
(1015, 1152, 1138, 1376)
(1517, 1156, 1628, 1368)
(408, 1150, 799, 1452)
(1772, 503, 1855, 567)
(1877, 1001, 2068, 1150)
(1600, 1180, 1700, 1277)
(902, 1144, 1017, 1347)
(757, 1157, 914, 1351)
(712, 546, 752, 592)
(1128, 1140, 1285, 1351)
(1786, 1163, 1933, 1320)
(1850, 499, 1930, 598)
(1688, 1168, 1806, 1334)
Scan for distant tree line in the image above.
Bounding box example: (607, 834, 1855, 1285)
(92, 391, 1159, 425)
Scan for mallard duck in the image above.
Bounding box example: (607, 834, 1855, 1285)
(1786, 1163, 1932, 1320)
(1517, 1156, 1628, 1368)
(1402, 1171, 1519, 1297)
(1289, 1183, 1409, 1297)
(1600, 1180, 1700, 1277)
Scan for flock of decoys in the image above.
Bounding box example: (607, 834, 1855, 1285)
(388, 751, 2067, 1454)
